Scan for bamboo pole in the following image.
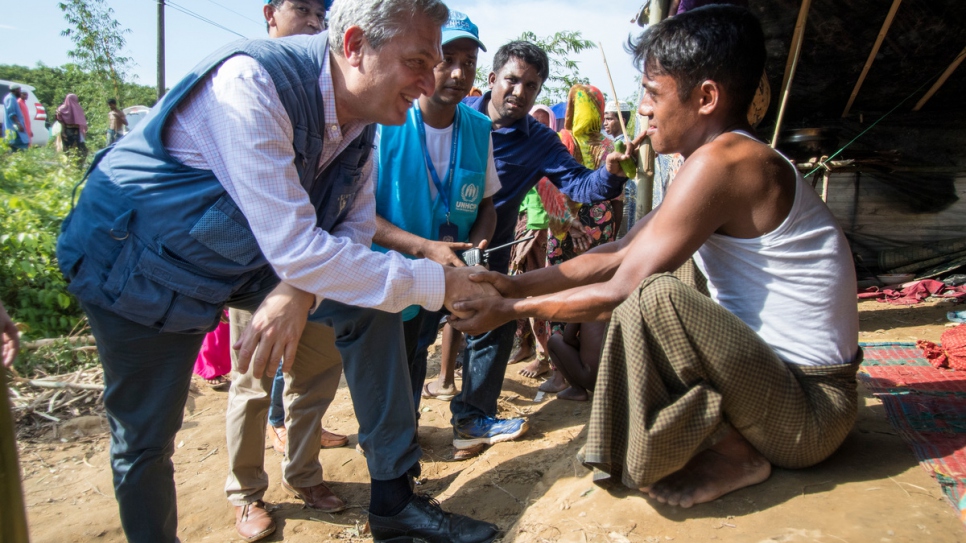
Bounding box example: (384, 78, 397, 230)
(842, 0, 903, 118)
(599, 43, 631, 143)
(635, 0, 670, 218)
(913, 44, 966, 111)
(770, 0, 813, 148)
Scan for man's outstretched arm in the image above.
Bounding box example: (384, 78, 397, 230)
(450, 152, 737, 334)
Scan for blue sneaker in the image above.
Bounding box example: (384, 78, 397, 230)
(453, 416, 529, 450)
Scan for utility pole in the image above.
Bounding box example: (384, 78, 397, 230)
(157, 0, 166, 100)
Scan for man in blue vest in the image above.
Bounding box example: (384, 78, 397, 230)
(447, 41, 632, 458)
(371, 11, 498, 423)
(222, 1, 350, 530)
(55, 0, 499, 542)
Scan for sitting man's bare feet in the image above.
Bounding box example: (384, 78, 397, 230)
(519, 357, 550, 379)
(537, 369, 568, 393)
(640, 429, 771, 508)
(556, 385, 589, 401)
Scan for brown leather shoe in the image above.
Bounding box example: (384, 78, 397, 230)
(267, 424, 286, 454)
(281, 480, 346, 513)
(234, 500, 275, 542)
(320, 427, 348, 449)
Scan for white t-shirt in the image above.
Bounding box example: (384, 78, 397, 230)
(422, 122, 501, 200)
(691, 138, 858, 367)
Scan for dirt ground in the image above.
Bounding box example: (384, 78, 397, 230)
(16, 298, 966, 542)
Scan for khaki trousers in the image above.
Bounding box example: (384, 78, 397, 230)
(224, 308, 343, 505)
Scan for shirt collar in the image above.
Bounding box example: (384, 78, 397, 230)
(470, 91, 531, 137)
(318, 43, 344, 142)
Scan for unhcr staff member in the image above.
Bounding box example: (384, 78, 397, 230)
(55, 0, 499, 542)
(451, 5, 860, 509)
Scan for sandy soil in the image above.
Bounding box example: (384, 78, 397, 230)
(16, 298, 966, 542)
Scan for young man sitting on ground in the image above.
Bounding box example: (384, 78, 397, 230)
(449, 5, 860, 508)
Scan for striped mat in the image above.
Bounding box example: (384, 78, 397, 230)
(860, 341, 966, 525)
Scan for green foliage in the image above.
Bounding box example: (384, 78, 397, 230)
(0, 0, 155, 157)
(59, 0, 132, 102)
(517, 30, 596, 105)
(13, 339, 99, 378)
(0, 61, 156, 157)
(0, 146, 86, 340)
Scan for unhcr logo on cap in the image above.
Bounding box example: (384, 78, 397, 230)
(441, 11, 487, 51)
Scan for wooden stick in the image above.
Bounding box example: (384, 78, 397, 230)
(22, 335, 95, 351)
(842, 0, 902, 118)
(913, 44, 966, 111)
(12, 379, 105, 391)
(771, 0, 813, 148)
(598, 42, 631, 143)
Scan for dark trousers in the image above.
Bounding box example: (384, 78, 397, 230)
(448, 320, 517, 426)
(85, 293, 419, 543)
(402, 308, 445, 416)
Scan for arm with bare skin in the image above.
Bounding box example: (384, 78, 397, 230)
(1, 300, 20, 368)
(449, 149, 744, 335)
(374, 215, 473, 267)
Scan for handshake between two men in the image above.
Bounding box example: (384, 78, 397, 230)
(232, 261, 508, 381)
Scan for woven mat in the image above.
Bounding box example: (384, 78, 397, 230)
(860, 341, 966, 524)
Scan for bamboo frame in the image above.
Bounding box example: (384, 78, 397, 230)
(913, 44, 966, 111)
(842, 0, 903, 118)
(771, 0, 813, 148)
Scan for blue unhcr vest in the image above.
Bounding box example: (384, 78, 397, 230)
(373, 102, 490, 320)
(56, 32, 374, 333)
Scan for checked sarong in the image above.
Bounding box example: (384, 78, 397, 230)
(578, 273, 862, 489)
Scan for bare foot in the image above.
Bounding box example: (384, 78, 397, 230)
(519, 357, 550, 379)
(556, 386, 589, 401)
(537, 369, 568, 393)
(509, 343, 535, 365)
(422, 381, 458, 401)
(640, 429, 771, 508)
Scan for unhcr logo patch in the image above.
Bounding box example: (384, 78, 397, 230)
(461, 184, 479, 202)
(456, 183, 480, 212)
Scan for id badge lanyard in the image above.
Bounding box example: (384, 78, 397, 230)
(413, 102, 460, 238)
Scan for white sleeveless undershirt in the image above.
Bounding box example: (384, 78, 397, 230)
(690, 132, 858, 366)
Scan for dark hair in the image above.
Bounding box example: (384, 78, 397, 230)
(629, 5, 765, 115)
(493, 41, 550, 83)
(107, 98, 117, 106)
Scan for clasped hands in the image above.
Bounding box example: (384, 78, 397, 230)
(233, 248, 519, 379)
(442, 266, 516, 336)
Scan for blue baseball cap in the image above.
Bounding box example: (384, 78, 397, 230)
(441, 11, 486, 52)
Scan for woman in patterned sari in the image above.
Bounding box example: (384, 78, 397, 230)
(534, 84, 623, 392)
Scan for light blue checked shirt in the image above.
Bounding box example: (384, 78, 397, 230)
(163, 45, 445, 312)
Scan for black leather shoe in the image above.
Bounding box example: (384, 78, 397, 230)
(369, 494, 499, 543)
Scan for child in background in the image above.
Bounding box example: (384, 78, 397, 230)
(546, 321, 608, 401)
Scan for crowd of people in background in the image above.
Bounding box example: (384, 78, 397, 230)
(2, 1, 866, 543)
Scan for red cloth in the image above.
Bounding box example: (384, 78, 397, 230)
(192, 319, 231, 379)
(918, 325, 966, 371)
(17, 97, 32, 139)
(858, 280, 966, 305)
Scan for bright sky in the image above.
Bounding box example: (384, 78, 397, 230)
(0, 0, 645, 108)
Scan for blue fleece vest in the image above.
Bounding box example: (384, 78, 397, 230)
(373, 102, 490, 320)
(56, 33, 374, 333)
